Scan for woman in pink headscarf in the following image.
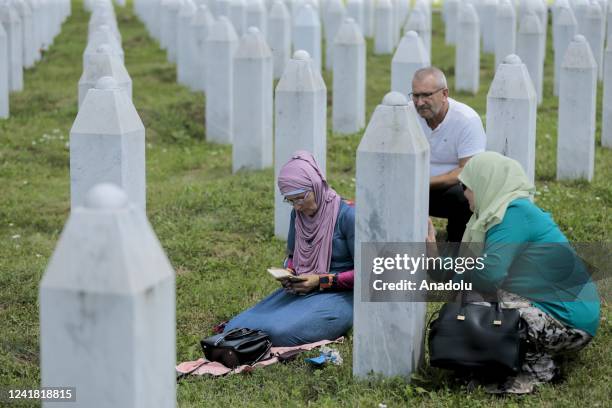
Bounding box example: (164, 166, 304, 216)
(224, 151, 355, 346)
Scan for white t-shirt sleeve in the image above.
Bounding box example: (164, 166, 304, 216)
(456, 116, 486, 159)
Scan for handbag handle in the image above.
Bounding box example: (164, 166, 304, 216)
(457, 291, 504, 326)
(213, 328, 258, 346)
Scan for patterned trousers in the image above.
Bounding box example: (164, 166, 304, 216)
(482, 292, 593, 394)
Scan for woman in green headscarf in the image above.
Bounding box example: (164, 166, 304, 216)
(427, 152, 600, 394)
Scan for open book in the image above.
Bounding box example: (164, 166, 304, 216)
(267, 268, 307, 282)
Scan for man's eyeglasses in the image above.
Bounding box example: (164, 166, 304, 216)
(284, 191, 310, 206)
(409, 87, 446, 101)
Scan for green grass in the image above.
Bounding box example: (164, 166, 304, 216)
(0, 1, 610, 406)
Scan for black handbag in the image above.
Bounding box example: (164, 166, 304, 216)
(428, 294, 527, 377)
(200, 328, 272, 368)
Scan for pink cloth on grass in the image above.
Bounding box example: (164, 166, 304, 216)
(176, 337, 343, 377)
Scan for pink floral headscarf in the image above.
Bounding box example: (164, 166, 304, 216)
(277, 151, 341, 275)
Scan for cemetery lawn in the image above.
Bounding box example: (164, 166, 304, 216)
(1, 1, 610, 406)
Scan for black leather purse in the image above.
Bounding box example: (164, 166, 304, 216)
(428, 294, 527, 377)
(200, 328, 272, 368)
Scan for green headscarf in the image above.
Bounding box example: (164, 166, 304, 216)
(458, 152, 535, 243)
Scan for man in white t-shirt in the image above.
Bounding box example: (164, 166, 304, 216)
(411, 67, 486, 242)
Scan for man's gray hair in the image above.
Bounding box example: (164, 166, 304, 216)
(413, 67, 448, 89)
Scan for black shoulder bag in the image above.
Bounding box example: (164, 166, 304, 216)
(200, 328, 272, 368)
(428, 293, 527, 377)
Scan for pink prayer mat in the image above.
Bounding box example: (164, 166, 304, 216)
(176, 337, 344, 377)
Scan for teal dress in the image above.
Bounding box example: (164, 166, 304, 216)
(470, 199, 600, 336)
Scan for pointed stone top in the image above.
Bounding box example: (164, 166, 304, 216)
(557, 4, 577, 25)
(192, 4, 214, 25)
(574, 34, 587, 44)
(334, 18, 364, 45)
(497, 0, 515, 16)
(383, 92, 409, 106)
(85, 183, 129, 210)
(503, 54, 522, 65)
(235, 26, 272, 58)
(393, 30, 429, 64)
(488, 57, 536, 100)
(207, 16, 239, 42)
(586, 1, 602, 17)
(459, 4, 479, 23)
(562, 34, 597, 69)
(293, 49, 311, 60)
(247, 0, 265, 10)
(96, 44, 113, 54)
(269, 0, 289, 18)
(327, 0, 346, 13)
(95, 76, 120, 90)
(179, 0, 197, 16)
(296, 4, 319, 25)
(519, 11, 543, 34)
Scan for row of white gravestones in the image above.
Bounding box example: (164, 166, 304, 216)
(495, 0, 516, 69)
(79, 1, 131, 107)
(40, 183, 176, 408)
(603, 43, 611, 148)
(0, 0, 71, 119)
(554, 3, 577, 96)
(353, 91, 429, 379)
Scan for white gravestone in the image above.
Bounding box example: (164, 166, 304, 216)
(233, 27, 273, 172)
(532, 0, 548, 61)
(84, 25, 124, 66)
(573, 0, 588, 34)
(274, 50, 327, 238)
(216, 0, 231, 17)
(293, 5, 321, 71)
(391, 30, 429, 99)
(268, 1, 291, 79)
(346, 0, 364, 32)
(362, 0, 374, 38)
(160, 0, 172, 49)
(40, 183, 176, 408)
(246, 0, 267, 35)
(205, 16, 238, 144)
(177, 0, 197, 87)
(323, 0, 345, 71)
(404, 8, 431, 58)
(166, 0, 181, 62)
(557, 35, 597, 181)
(78, 45, 133, 108)
(554, 5, 578, 96)
(229, 0, 246, 36)
(607, 3, 612, 46)
(0, 23, 8, 118)
(456, 4, 480, 94)
(13, 0, 35, 69)
(495, 0, 516, 68)
(445, 0, 459, 45)
(584, 1, 605, 80)
(516, 12, 544, 105)
(71, 77, 145, 211)
(353, 91, 429, 379)
(481, 0, 498, 54)
(486, 54, 537, 182)
(333, 17, 366, 134)
(191, 5, 215, 92)
(374, 0, 393, 55)
(603, 43, 612, 147)
(0, 3, 23, 92)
